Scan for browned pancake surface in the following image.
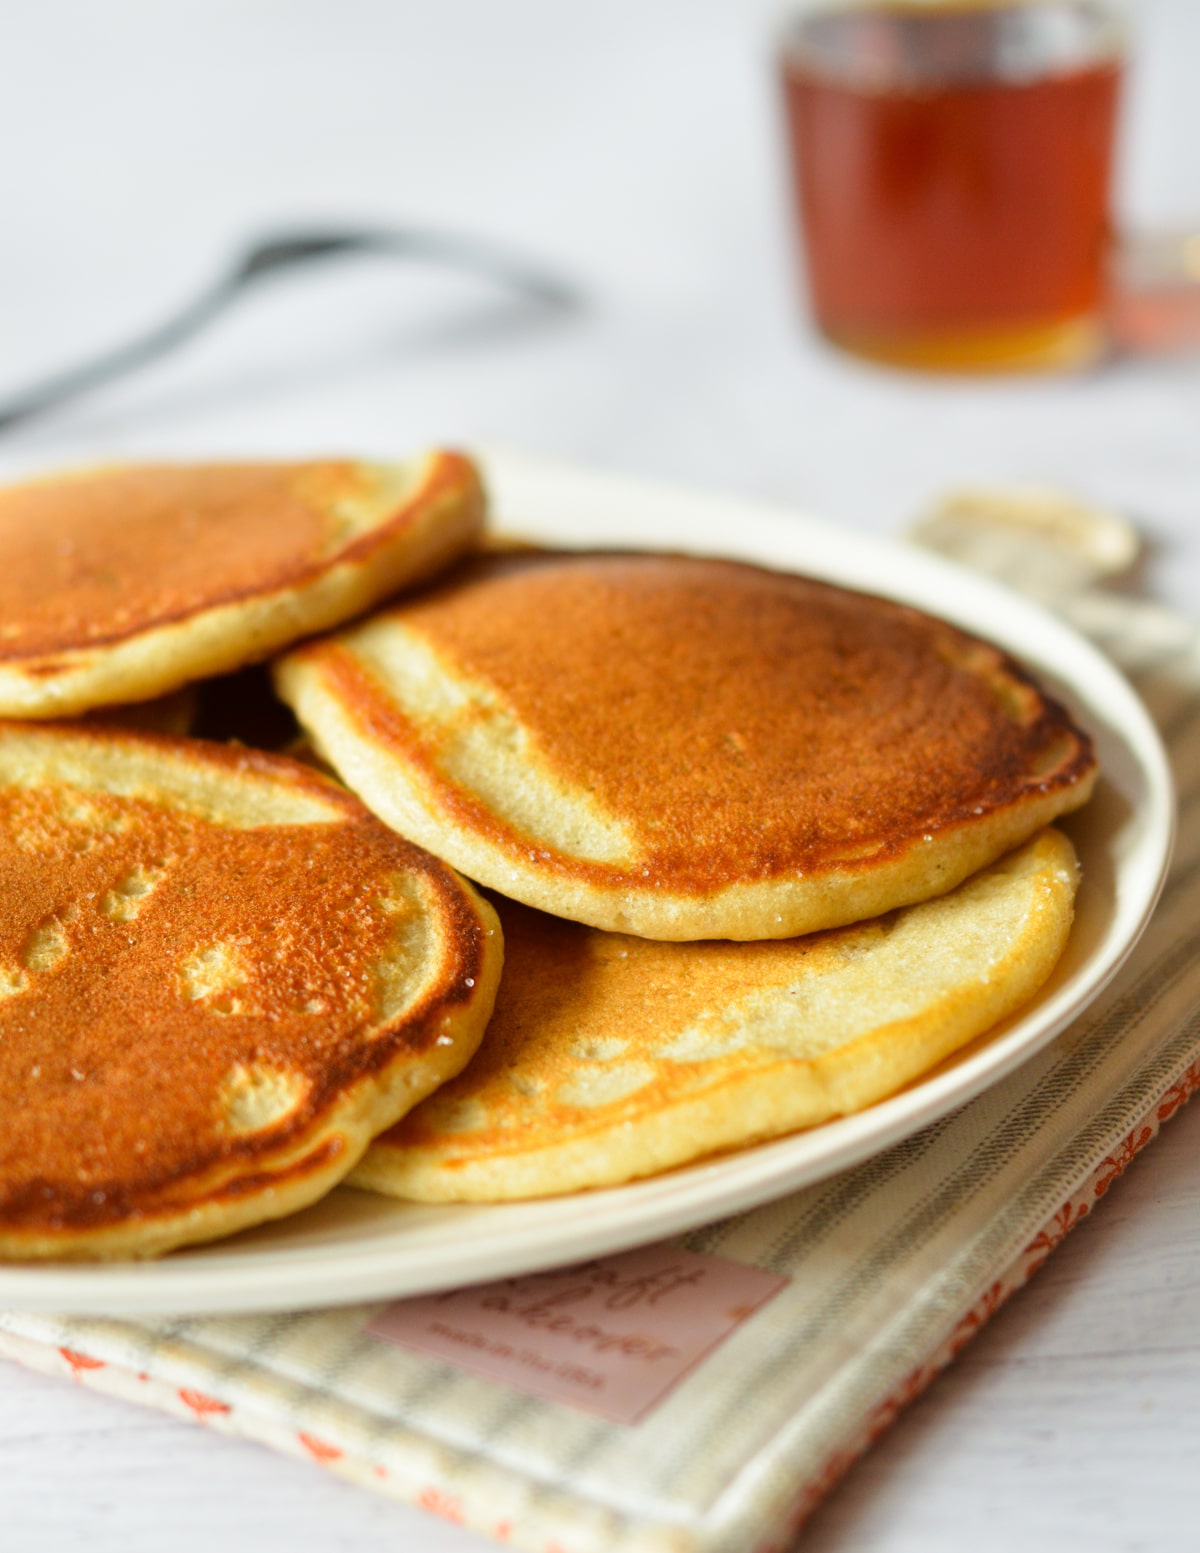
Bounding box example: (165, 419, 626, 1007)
(391, 897, 816, 1143)
(0, 460, 467, 661)
(0, 733, 490, 1240)
(357, 828, 1080, 1200)
(322, 552, 1093, 892)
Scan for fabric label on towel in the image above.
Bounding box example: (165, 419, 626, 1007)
(366, 1244, 787, 1424)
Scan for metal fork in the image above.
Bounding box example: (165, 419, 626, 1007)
(0, 225, 578, 433)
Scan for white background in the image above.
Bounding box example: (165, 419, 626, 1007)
(1, 2, 1198, 1548)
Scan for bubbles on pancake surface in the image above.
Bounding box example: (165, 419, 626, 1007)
(22, 919, 69, 974)
(218, 1063, 310, 1135)
(0, 966, 28, 1000)
(101, 861, 169, 923)
(179, 942, 249, 1010)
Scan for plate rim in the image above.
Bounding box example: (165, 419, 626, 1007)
(0, 452, 1176, 1315)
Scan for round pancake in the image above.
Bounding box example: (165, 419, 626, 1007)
(275, 551, 1097, 940)
(0, 722, 502, 1260)
(0, 450, 484, 718)
(352, 828, 1077, 1202)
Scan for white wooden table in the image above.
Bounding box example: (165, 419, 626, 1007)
(1, 3, 1199, 1547)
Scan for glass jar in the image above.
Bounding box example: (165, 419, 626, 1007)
(779, 1, 1127, 371)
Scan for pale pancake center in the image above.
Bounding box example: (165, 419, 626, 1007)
(349, 616, 636, 864)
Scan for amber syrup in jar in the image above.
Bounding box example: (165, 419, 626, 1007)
(781, 2, 1124, 370)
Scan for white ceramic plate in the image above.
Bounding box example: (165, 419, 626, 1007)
(0, 454, 1174, 1315)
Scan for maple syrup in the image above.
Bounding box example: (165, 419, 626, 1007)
(781, 2, 1124, 370)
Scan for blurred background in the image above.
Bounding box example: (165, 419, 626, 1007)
(2, 7, 1199, 1551)
(0, 0, 1197, 603)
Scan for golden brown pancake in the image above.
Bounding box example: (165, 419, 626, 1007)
(0, 451, 484, 718)
(0, 721, 502, 1260)
(276, 551, 1097, 940)
(353, 828, 1078, 1201)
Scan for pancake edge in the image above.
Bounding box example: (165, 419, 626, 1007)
(0, 725, 505, 1260)
(275, 643, 1096, 941)
(0, 450, 484, 719)
(350, 827, 1077, 1202)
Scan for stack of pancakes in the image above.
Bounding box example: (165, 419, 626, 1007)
(0, 456, 1096, 1257)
